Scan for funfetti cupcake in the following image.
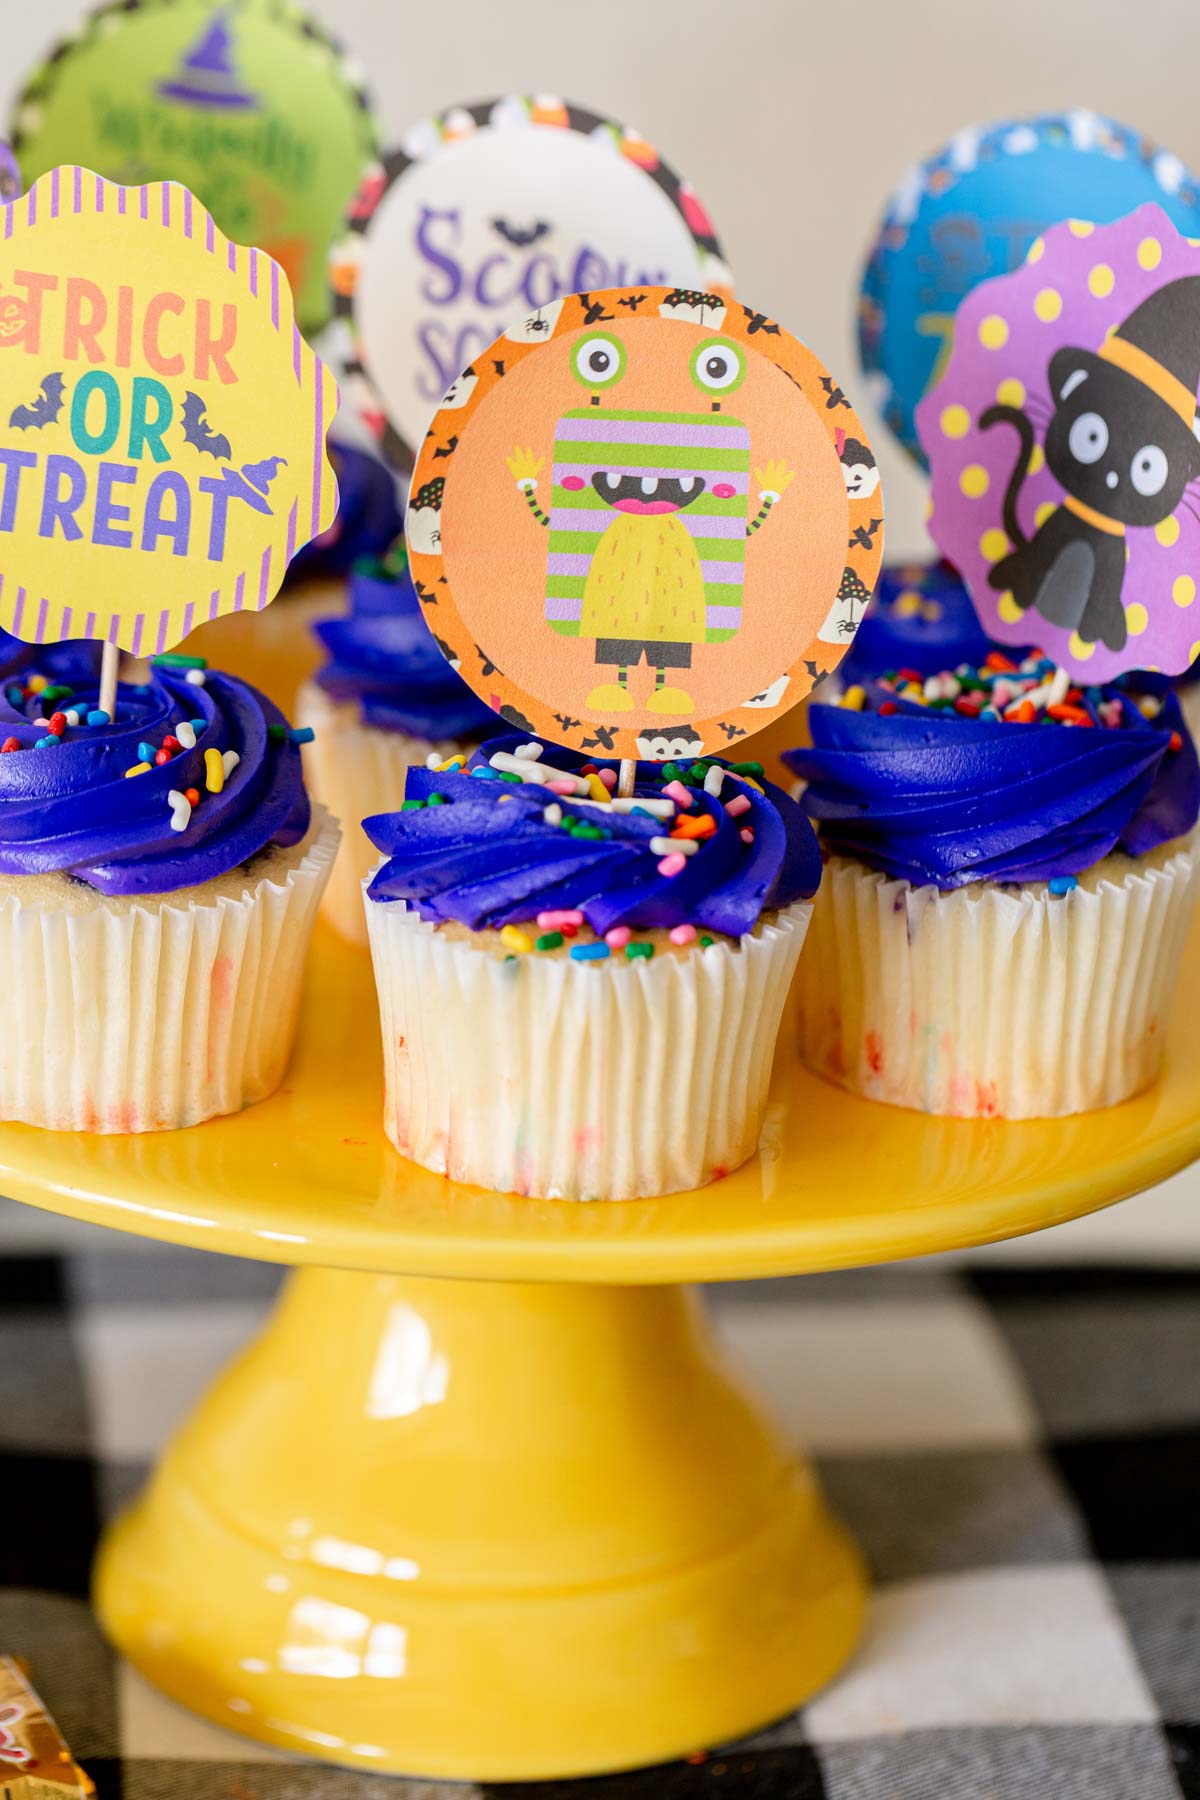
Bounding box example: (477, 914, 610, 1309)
(0, 657, 338, 1133)
(363, 735, 821, 1202)
(785, 654, 1200, 1120)
(295, 542, 499, 945)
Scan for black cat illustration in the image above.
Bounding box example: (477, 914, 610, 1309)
(981, 276, 1200, 652)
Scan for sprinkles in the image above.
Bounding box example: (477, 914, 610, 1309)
(395, 739, 770, 964)
(0, 655, 303, 846)
(857, 650, 1188, 739)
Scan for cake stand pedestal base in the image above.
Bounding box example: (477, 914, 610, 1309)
(96, 1267, 865, 1782)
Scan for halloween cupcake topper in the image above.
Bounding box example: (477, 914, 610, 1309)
(405, 286, 883, 760)
(862, 111, 1200, 466)
(0, 166, 338, 706)
(331, 96, 731, 470)
(919, 205, 1200, 681)
(9, 0, 378, 334)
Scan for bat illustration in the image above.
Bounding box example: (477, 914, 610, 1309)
(850, 517, 883, 552)
(579, 294, 615, 325)
(719, 720, 747, 740)
(499, 703, 536, 732)
(491, 218, 551, 249)
(820, 375, 851, 411)
(555, 712, 582, 734)
(181, 391, 231, 460)
(414, 579, 439, 606)
(433, 636, 460, 669)
(741, 306, 780, 336)
(618, 294, 648, 311)
(432, 435, 459, 460)
(493, 358, 506, 377)
(805, 659, 830, 687)
(8, 371, 64, 430)
(581, 725, 619, 752)
(476, 645, 498, 678)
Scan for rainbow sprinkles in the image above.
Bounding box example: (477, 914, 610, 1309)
(384, 737, 784, 959)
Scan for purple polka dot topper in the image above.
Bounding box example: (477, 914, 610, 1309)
(917, 204, 1200, 682)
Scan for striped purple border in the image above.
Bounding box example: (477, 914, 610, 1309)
(0, 168, 339, 651)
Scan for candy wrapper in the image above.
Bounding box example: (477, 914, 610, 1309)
(0, 1658, 94, 1796)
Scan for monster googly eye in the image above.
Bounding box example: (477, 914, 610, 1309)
(571, 334, 626, 390)
(690, 339, 746, 395)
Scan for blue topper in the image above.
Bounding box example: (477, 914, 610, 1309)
(859, 109, 1200, 466)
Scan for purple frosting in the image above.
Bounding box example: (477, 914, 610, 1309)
(0, 633, 101, 687)
(286, 440, 402, 583)
(0, 666, 310, 896)
(839, 559, 1003, 687)
(314, 553, 498, 741)
(787, 681, 1200, 889)
(365, 734, 821, 936)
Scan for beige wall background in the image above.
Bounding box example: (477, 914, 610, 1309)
(1, 0, 1200, 1257)
(5, 0, 1200, 560)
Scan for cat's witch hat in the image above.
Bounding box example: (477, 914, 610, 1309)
(1097, 275, 1200, 428)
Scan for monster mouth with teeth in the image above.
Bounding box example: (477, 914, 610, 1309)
(587, 471, 710, 514)
(507, 374, 793, 717)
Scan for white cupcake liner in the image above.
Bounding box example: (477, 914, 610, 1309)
(797, 836, 1200, 1118)
(365, 896, 813, 1201)
(0, 808, 339, 1133)
(296, 679, 475, 948)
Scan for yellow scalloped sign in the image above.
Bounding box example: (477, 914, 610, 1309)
(0, 166, 338, 654)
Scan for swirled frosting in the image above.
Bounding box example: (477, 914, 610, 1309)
(0, 632, 101, 687)
(839, 559, 998, 687)
(286, 440, 402, 583)
(365, 733, 821, 936)
(787, 664, 1199, 888)
(0, 663, 310, 896)
(313, 549, 498, 741)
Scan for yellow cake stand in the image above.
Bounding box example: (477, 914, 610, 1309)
(4, 923, 1200, 1783)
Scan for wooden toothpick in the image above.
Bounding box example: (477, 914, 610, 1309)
(98, 640, 119, 719)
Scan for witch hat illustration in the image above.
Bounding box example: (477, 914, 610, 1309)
(210, 456, 287, 516)
(1093, 276, 1200, 428)
(157, 10, 258, 111)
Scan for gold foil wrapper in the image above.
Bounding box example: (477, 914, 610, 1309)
(0, 1659, 93, 1797)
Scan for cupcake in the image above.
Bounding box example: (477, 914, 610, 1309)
(835, 558, 998, 694)
(0, 655, 338, 1132)
(284, 438, 402, 585)
(0, 631, 101, 693)
(785, 653, 1200, 1119)
(363, 735, 821, 1201)
(1173, 656, 1200, 742)
(175, 442, 402, 716)
(295, 542, 498, 946)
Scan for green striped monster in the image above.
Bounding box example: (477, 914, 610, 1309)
(506, 329, 794, 714)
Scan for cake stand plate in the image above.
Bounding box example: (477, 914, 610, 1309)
(4, 923, 1200, 1782)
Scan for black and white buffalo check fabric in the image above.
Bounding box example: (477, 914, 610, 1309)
(2, 1209, 1198, 1799)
